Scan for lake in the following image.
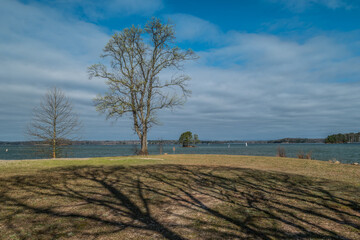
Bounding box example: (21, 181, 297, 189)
(0, 143, 360, 164)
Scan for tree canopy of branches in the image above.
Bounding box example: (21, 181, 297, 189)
(88, 18, 197, 155)
(27, 87, 81, 158)
(179, 131, 193, 147)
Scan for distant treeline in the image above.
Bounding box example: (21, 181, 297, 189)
(0, 140, 177, 146)
(0, 141, 37, 146)
(267, 138, 324, 144)
(0, 138, 326, 146)
(325, 132, 360, 144)
(0, 140, 137, 146)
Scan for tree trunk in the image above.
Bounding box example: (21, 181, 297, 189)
(52, 139, 56, 158)
(139, 133, 148, 155)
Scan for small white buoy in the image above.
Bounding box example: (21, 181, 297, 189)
(5, 149, 8, 152)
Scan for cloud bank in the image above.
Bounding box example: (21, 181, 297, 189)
(268, 0, 352, 12)
(165, 14, 360, 139)
(1, 0, 359, 141)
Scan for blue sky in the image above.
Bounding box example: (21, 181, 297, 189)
(1, 0, 360, 141)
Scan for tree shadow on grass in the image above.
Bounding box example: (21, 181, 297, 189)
(0, 164, 359, 239)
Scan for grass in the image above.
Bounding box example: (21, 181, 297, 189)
(0, 154, 359, 239)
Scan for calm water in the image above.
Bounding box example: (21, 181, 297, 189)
(0, 143, 360, 164)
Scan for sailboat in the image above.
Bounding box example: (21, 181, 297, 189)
(245, 142, 248, 147)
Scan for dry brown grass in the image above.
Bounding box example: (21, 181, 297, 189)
(0, 155, 359, 239)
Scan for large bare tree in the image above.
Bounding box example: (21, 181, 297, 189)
(88, 18, 197, 155)
(27, 87, 81, 158)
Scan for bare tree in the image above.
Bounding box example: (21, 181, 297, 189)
(27, 87, 81, 158)
(88, 18, 197, 155)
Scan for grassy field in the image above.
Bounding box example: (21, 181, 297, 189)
(0, 154, 359, 239)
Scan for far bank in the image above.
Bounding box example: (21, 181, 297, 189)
(1, 143, 360, 164)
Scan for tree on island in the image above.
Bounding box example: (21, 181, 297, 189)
(193, 134, 200, 144)
(179, 131, 199, 147)
(26, 87, 81, 158)
(89, 18, 197, 155)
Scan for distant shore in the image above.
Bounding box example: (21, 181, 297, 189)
(1, 155, 358, 166)
(2, 143, 360, 163)
(0, 138, 325, 146)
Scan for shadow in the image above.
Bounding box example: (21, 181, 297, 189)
(0, 164, 359, 239)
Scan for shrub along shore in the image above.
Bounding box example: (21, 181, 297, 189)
(0, 154, 359, 239)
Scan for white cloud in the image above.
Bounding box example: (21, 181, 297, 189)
(166, 14, 222, 43)
(1, 2, 360, 141)
(155, 31, 360, 140)
(51, 0, 163, 20)
(0, 0, 131, 141)
(268, 0, 353, 11)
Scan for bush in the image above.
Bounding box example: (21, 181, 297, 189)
(297, 151, 312, 159)
(276, 147, 286, 157)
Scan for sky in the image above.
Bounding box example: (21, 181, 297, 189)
(1, 0, 360, 141)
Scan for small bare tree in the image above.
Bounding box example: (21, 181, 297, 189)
(27, 87, 81, 158)
(89, 18, 197, 155)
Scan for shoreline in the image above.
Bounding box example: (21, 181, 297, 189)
(0, 154, 359, 166)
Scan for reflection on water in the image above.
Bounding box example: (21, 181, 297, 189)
(0, 143, 360, 164)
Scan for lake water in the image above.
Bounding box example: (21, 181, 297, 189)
(1, 143, 360, 164)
